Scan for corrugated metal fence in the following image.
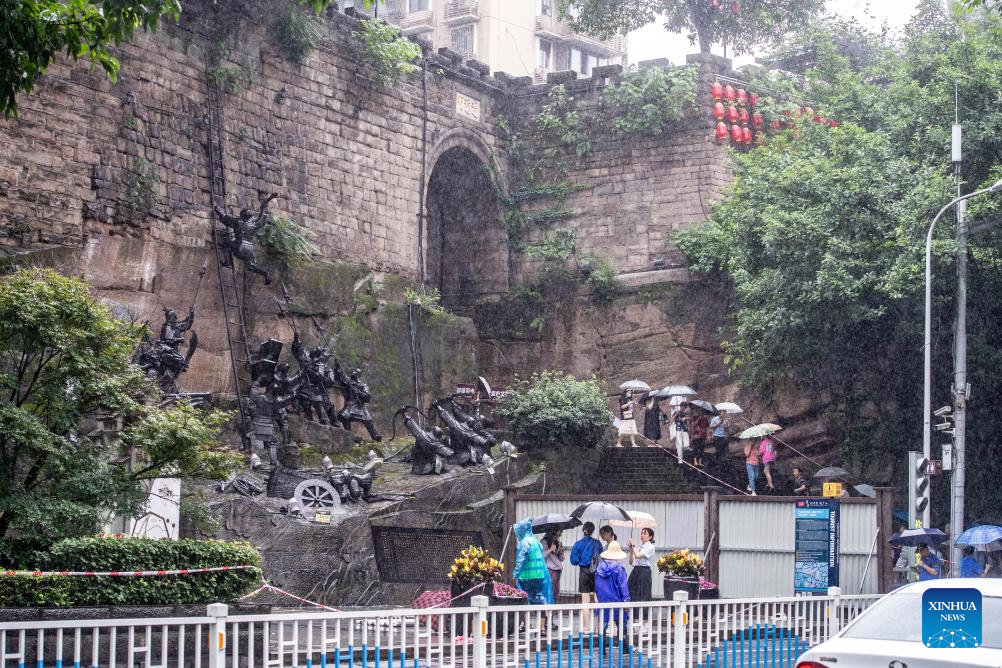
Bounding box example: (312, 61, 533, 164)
(509, 491, 890, 598)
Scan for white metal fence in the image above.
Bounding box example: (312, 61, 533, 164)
(1, 590, 880, 668)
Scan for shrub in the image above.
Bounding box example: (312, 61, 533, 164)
(603, 65, 699, 136)
(258, 214, 320, 270)
(0, 537, 262, 607)
(497, 372, 610, 450)
(354, 19, 421, 86)
(274, 7, 324, 63)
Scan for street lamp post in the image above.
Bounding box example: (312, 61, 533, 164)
(923, 177, 1002, 538)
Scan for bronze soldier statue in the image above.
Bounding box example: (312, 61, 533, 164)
(214, 193, 278, 284)
(291, 333, 339, 425)
(393, 406, 453, 475)
(246, 362, 300, 464)
(334, 362, 381, 441)
(133, 306, 198, 394)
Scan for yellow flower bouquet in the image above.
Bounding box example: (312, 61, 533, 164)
(656, 548, 705, 578)
(447, 545, 504, 588)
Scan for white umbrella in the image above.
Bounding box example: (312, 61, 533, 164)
(655, 384, 696, 398)
(608, 510, 657, 529)
(619, 379, 651, 392)
(737, 423, 782, 439)
(715, 402, 744, 415)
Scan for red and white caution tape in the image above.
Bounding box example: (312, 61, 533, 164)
(1, 565, 260, 577)
(239, 582, 340, 611)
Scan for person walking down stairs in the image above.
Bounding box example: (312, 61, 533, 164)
(744, 440, 760, 496)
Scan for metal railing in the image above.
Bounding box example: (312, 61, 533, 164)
(1, 590, 880, 668)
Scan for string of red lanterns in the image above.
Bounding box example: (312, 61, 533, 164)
(710, 79, 839, 147)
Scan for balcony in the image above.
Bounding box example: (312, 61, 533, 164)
(398, 8, 434, 35)
(535, 14, 625, 57)
(445, 0, 480, 25)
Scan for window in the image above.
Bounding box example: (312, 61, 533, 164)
(409, 0, 428, 10)
(540, 0, 552, 16)
(537, 39, 552, 70)
(587, 54, 598, 74)
(570, 48, 582, 74)
(554, 45, 570, 71)
(451, 24, 475, 57)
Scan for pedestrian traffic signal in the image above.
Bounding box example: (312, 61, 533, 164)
(915, 456, 930, 514)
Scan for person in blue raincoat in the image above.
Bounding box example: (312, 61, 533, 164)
(512, 517, 553, 604)
(594, 540, 631, 632)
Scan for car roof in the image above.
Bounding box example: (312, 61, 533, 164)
(890, 579, 1002, 596)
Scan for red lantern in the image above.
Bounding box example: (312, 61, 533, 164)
(752, 112, 763, 129)
(727, 105, 739, 123)
(711, 0, 722, 8)
(829, 119, 839, 128)
(724, 85, 735, 101)
(713, 102, 726, 120)
(731, 1, 740, 15)
(796, 107, 803, 119)
(739, 108, 750, 125)
(742, 127, 752, 143)
(731, 124, 742, 143)
(711, 82, 724, 100)
(804, 106, 814, 119)
(715, 121, 729, 140)
(737, 88, 747, 104)
(770, 119, 782, 132)
(749, 92, 759, 108)
(815, 112, 825, 124)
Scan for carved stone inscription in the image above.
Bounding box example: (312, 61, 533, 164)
(371, 527, 483, 583)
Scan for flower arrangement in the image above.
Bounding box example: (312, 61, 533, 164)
(491, 582, 527, 599)
(447, 546, 504, 588)
(656, 549, 705, 578)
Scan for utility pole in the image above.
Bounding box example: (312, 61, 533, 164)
(950, 112, 967, 569)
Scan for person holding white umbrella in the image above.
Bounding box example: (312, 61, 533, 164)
(615, 387, 640, 448)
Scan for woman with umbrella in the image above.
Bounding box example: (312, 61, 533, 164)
(541, 530, 566, 600)
(615, 381, 648, 447)
(641, 391, 662, 444)
(627, 527, 656, 619)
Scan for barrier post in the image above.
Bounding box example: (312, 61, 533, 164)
(672, 591, 688, 668)
(472, 594, 489, 668)
(207, 603, 228, 668)
(828, 586, 842, 637)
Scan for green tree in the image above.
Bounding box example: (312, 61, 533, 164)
(0, 0, 370, 117)
(0, 268, 238, 545)
(558, 0, 825, 56)
(675, 4, 1002, 520)
(497, 372, 610, 450)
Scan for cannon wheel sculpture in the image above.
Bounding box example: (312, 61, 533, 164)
(293, 478, 341, 509)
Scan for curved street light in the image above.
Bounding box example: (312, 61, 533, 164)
(922, 177, 1002, 531)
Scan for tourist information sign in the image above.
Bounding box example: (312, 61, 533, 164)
(794, 498, 840, 593)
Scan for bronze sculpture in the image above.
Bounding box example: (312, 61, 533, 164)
(292, 333, 339, 425)
(393, 406, 453, 475)
(334, 363, 381, 441)
(213, 193, 278, 284)
(132, 306, 198, 394)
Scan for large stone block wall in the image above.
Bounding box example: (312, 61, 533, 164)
(0, 0, 508, 280)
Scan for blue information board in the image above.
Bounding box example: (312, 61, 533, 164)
(794, 498, 840, 592)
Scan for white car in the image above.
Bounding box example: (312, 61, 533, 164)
(796, 579, 1002, 668)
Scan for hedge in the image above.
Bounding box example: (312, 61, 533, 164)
(497, 372, 610, 450)
(0, 537, 262, 607)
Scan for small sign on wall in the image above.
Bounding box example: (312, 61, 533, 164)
(456, 93, 481, 121)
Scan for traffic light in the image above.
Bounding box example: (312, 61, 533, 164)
(915, 456, 930, 515)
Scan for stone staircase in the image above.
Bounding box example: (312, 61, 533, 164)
(588, 447, 704, 495)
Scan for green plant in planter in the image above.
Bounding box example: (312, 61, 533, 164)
(497, 372, 609, 450)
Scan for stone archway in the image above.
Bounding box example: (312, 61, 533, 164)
(425, 145, 505, 313)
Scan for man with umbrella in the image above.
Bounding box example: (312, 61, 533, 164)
(917, 544, 942, 580)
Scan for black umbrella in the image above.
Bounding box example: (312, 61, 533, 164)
(889, 528, 949, 547)
(532, 513, 582, 534)
(813, 466, 850, 480)
(686, 399, 718, 415)
(570, 501, 631, 523)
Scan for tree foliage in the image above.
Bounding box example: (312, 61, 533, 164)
(558, 0, 824, 55)
(0, 268, 238, 545)
(675, 5, 1002, 521)
(497, 372, 610, 450)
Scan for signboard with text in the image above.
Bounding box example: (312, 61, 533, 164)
(794, 498, 840, 593)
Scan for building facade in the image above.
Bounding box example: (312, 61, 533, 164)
(351, 0, 626, 81)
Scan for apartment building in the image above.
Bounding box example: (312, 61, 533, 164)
(346, 0, 627, 81)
